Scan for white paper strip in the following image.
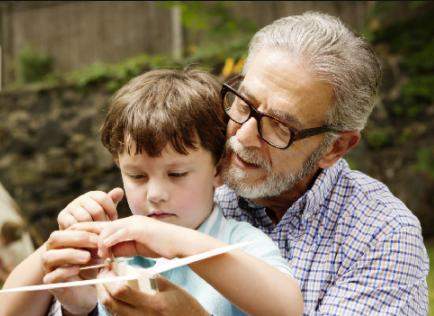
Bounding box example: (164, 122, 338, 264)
(0, 241, 251, 293)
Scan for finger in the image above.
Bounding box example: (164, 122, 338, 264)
(97, 283, 116, 313)
(89, 191, 120, 221)
(153, 275, 178, 292)
(58, 211, 78, 230)
(110, 241, 144, 258)
(46, 230, 99, 250)
(106, 282, 153, 307)
(108, 187, 124, 206)
(43, 266, 80, 284)
(69, 221, 107, 234)
(70, 206, 94, 223)
(100, 228, 130, 249)
(97, 283, 138, 316)
(79, 197, 109, 222)
(42, 248, 91, 271)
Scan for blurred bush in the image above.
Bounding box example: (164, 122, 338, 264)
(351, 1, 434, 236)
(16, 46, 53, 84)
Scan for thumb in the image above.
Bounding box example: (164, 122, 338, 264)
(153, 275, 180, 292)
(108, 187, 124, 206)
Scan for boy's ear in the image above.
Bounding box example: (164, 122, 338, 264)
(113, 157, 120, 167)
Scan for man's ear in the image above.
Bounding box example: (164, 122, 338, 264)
(318, 131, 360, 169)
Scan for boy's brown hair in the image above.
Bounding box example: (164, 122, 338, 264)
(101, 68, 227, 164)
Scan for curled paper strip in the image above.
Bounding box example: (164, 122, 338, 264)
(0, 241, 252, 293)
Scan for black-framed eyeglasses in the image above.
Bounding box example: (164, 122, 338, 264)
(221, 81, 340, 149)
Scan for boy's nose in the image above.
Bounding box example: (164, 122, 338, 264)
(147, 180, 169, 205)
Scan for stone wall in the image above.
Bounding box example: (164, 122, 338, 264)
(0, 84, 127, 242)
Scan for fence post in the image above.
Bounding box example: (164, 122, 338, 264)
(171, 4, 183, 60)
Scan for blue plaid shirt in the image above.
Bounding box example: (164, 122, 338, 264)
(215, 159, 429, 315)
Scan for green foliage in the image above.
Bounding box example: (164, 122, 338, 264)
(16, 46, 53, 83)
(371, 3, 434, 120)
(66, 54, 181, 92)
(162, 2, 256, 62)
(364, 127, 394, 149)
(413, 147, 434, 179)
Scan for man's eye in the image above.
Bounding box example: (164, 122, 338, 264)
(235, 98, 249, 112)
(169, 172, 188, 178)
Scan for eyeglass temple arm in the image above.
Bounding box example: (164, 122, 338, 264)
(293, 126, 339, 141)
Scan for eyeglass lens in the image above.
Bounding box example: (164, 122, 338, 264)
(223, 89, 291, 148)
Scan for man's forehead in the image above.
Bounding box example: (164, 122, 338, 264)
(239, 84, 303, 128)
(241, 50, 334, 126)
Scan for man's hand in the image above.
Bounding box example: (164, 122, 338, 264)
(97, 269, 209, 316)
(41, 230, 100, 315)
(57, 188, 124, 229)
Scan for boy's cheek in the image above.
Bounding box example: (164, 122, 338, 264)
(122, 184, 148, 216)
(124, 195, 147, 216)
(128, 204, 149, 216)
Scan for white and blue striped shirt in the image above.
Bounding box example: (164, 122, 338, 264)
(215, 159, 429, 315)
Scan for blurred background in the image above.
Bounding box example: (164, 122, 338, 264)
(0, 1, 432, 310)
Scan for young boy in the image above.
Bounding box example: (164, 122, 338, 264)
(2, 69, 303, 316)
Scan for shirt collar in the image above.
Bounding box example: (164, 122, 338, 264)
(197, 204, 223, 235)
(238, 159, 347, 220)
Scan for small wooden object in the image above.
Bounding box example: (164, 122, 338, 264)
(111, 259, 158, 294)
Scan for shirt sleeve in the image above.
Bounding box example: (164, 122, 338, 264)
(228, 220, 294, 278)
(315, 225, 429, 315)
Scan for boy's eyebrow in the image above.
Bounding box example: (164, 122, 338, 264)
(165, 160, 193, 169)
(121, 163, 142, 171)
(239, 85, 303, 129)
(122, 161, 192, 170)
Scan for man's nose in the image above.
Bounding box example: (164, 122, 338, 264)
(235, 117, 262, 148)
(147, 180, 169, 205)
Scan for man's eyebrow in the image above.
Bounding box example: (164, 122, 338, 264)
(268, 109, 303, 129)
(239, 85, 303, 128)
(239, 85, 259, 104)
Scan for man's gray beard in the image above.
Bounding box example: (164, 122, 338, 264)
(220, 136, 333, 199)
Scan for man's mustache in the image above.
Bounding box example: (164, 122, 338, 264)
(225, 137, 271, 171)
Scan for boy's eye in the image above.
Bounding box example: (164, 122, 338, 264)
(127, 174, 146, 180)
(168, 172, 188, 178)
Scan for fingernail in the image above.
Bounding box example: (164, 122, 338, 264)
(80, 252, 90, 261)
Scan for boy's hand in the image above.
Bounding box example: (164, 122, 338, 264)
(71, 215, 224, 260)
(57, 188, 124, 230)
(97, 269, 209, 316)
(41, 229, 100, 315)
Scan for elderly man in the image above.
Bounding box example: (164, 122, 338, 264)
(215, 12, 429, 315)
(2, 11, 428, 316)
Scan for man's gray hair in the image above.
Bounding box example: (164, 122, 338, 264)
(244, 11, 382, 131)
